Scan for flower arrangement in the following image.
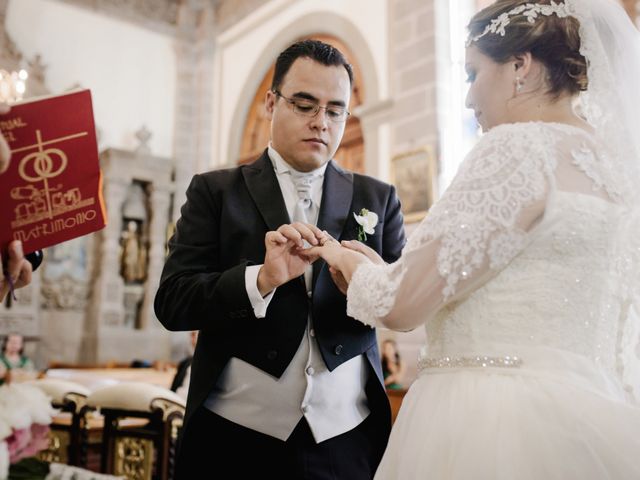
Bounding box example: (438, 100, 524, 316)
(353, 208, 379, 242)
(0, 380, 122, 479)
(0, 383, 56, 480)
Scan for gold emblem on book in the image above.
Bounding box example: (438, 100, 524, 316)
(10, 129, 94, 228)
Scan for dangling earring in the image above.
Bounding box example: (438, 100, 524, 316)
(515, 76, 524, 93)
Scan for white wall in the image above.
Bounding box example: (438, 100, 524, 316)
(212, 0, 389, 168)
(6, 0, 176, 157)
(437, 0, 478, 192)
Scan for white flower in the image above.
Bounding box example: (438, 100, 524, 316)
(353, 208, 379, 239)
(0, 384, 55, 435)
(0, 383, 56, 476)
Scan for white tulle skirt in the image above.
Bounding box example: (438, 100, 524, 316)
(375, 346, 640, 479)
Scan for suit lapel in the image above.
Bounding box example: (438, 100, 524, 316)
(242, 151, 290, 231)
(313, 160, 353, 285)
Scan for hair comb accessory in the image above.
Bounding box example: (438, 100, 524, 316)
(467, 1, 571, 46)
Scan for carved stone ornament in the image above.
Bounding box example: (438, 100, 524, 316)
(41, 274, 87, 310)
(27, 54, 47, 86)
(134, 125, 152, 155)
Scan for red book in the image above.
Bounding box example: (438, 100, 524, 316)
(0, 89, 106, 255)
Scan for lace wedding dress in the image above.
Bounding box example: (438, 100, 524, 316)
(348, 122, 640, 479)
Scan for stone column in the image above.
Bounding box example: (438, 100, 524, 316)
(0, 0, 23, 75)
(0, 0, 7, 27)
(85, 177, 128, 331)
(173, 35, 198, 221)
(97, 178, 128, 326)
(139, 185, 172, 330)
(173, 0, 216, 223)
(354, 99, 394, 181)
(390, 0, 439, 154)
(79, 177, 126, 363)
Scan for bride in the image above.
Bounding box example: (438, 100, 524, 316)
(304, 0, 640, 478)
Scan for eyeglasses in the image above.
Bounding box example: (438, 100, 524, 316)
(272, 90, 350, 123)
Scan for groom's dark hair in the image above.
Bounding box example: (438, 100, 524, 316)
(271, 39, 354, 91)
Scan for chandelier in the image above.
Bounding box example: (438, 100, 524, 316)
(0, 68, 28, 103)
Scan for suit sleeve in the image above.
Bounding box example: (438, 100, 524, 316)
(154, 174, 255, 332)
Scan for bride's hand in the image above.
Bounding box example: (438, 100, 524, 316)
(303, 235, 372, 285)
(303, 235, 344, 267)
(341, 240, 385, 265)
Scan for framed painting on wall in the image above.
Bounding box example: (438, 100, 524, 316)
(391, 146, 437, 223)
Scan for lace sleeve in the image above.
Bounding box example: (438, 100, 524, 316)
(347, 123, 558, 330)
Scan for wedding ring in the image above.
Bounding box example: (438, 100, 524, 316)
(320, 233, 337, 246)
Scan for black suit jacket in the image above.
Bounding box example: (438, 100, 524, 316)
(170, 355, 192, 393)
(154, 151, 406, 450)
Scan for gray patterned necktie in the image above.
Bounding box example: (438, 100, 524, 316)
(291, 172, 314, 224)
(290, 172, 316, 290)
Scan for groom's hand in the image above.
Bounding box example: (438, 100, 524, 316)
(257, 223, 325, 296)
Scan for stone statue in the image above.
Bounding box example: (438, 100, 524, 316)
(120, 221, 146, 283)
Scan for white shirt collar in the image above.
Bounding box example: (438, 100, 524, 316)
(267, 144, 328, 178)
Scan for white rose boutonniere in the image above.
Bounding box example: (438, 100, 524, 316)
(353, 208, 379, 242)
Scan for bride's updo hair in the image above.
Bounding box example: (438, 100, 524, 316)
(468, 0, 588, 97)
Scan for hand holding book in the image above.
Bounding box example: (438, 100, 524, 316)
(0, 104, 34, 303)
(0, 91, 107, 303)
(0, 240, 32, 303)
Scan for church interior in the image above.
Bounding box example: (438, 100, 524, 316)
(0, 0, 638, 478)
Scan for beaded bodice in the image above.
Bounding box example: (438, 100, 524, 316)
(424, 191, 624, 375)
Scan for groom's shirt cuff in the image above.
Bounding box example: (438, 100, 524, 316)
(245, 264, 275, 318)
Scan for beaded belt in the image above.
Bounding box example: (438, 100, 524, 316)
(418, 355, 523, 371)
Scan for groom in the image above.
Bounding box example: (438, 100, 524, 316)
(155, 39, 405, 479)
